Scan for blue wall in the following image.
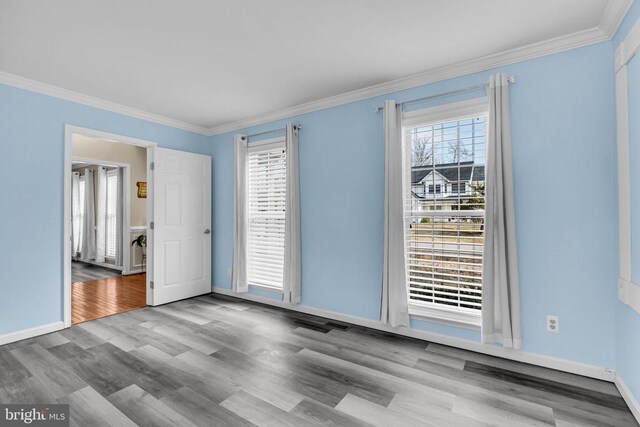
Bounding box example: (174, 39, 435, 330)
(0, 84, 209, 335)
(615, 0, 640, 404)
(211, 41, 618, 369)
(0, 11, 633, 384)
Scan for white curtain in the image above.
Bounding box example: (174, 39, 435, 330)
(381, 100, 410, 328)
(283, 123, 302, 304)
(71, 172, 81, 256)
(95, 166, 107, 263)
(81, 169, 96, 260)
(232, 134, 249, 293)
(482, 73, 522, 349)
(115, 167, 124, 267)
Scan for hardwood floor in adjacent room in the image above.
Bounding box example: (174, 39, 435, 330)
(72, 273, 146, 324)
(1, 294, 636, 426)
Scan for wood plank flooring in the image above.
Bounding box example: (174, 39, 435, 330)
(1, 294, 636, 426)
(72, 273, 146, 324)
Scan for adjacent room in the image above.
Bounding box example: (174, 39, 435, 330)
(70, 135, 149, 324)
(0, 1, 639, 426)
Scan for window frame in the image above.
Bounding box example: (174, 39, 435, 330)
(105, 168, 118, 261)
(246, 136, 287, 291)
(403, 97, 489, 329)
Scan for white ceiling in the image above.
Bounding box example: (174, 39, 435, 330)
(0, 0, 625, 131)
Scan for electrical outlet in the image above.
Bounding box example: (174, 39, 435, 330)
(546, 315, 559, 333)
(226, 267, 232, 278)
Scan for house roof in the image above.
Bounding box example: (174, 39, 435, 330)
(412, 161, 485, 184)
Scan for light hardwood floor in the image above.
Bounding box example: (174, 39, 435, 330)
(0, 294, 636, 426)
(72, 273, 146, 324)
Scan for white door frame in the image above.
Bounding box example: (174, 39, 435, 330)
(63, 125, 157, 328)
(72, 156, 132, 274)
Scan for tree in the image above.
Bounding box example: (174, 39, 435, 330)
(452, 183, 484, 213)
(412, 135, 433, 166)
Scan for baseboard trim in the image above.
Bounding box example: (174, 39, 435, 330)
(616, 374, 640, 423)
(212, 287, 614, 382)
(122, 268, 145, 276)
(0, 321, 65, 346)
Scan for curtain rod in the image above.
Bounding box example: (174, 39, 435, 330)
(241, 124, 302, 141)
(376, 75, 517, 112)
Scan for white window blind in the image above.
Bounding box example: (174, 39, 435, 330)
(105, 169, 118, 260)
(247, 141, 286, 289)
(404, 113, 487, 313)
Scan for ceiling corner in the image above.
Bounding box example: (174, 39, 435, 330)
(599, 0, 634, 38)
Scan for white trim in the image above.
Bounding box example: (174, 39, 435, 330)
(249, 283, 284, 293)
(615, 15, 640, 307)
(402, 97, 489, 126)
(211, 287, 615, 382)
(209, 1, 632, 136)
(247, 137, 286, 153)
(0, 2, 630, 138)
(616, 10, 640, 71)
(0, 322, 64, 346)
(0, 71, 209, 135)
(130, 225, 147, 232)
(409, 303, 481, 330)
(617, 68, 632, 282)
(601, 0, 635, 39)
(619, 278, 640, 314)
(615, 373, 640, 424)
(64, 126, 156, 327)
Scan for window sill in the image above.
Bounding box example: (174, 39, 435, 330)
(409, 304, 481, 330)
(248, 283, 283, 293)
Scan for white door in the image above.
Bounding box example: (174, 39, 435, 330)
(151, 147, 211, 305)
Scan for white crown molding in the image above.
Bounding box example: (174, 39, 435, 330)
(601, 0, 634, 38)
(0, 71, 210, 136)
(0, 1, 632, 137)
(209, 0, 633, 136)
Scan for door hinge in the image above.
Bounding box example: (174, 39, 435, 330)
(150, 162, 155, 171)
(150, 221, 155, 230)
(150, 281, 154, 289)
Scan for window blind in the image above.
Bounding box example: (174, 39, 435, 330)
(405, 115, 486, 312)
(247, 143, 286, 288)
(105, 169, 118, 260)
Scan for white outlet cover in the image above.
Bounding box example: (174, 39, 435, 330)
(546, 315, 559, 333)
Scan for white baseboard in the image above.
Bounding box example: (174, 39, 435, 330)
(0, 321, 65, 346)
(616, 374, 640, 423)
(212, 287, 615, 382)
(122, 268, 145, 276)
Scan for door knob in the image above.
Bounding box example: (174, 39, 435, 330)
(204, 229, 211, 235)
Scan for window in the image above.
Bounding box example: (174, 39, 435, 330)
(105, 169, 118, 260)
(451, 182, 466, 194)
(76, 177, 86, 254)
(404, 105, 487, 322)
(247, 139, 286, 289)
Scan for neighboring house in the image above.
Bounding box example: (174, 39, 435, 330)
(411, 161, 485, 212)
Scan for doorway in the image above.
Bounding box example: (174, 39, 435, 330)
(64, 126, 156, 326)
(71, 155, 146, 323)
(64, 126, 212, 328)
